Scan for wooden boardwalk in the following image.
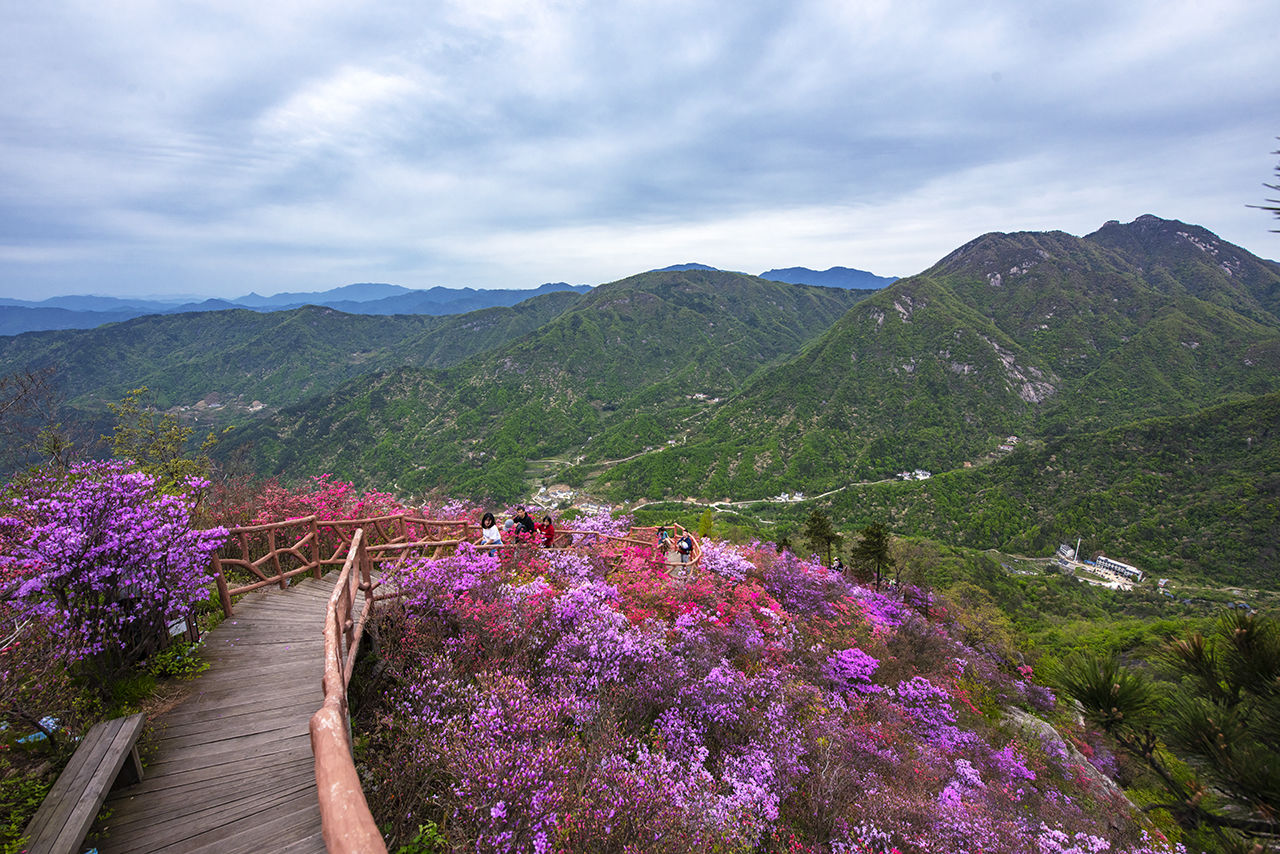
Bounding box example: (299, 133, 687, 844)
(92, 573, 350, 854)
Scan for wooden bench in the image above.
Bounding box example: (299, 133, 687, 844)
(21, 712, 146, 854)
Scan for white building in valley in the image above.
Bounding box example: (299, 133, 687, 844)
(1095, 554, 1144, 582)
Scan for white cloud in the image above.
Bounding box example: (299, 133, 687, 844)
(254, 65, 425, 152)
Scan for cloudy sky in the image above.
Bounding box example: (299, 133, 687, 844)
(1, 0, 1277, 299)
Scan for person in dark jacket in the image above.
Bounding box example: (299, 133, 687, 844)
(512, 506, 537, 537)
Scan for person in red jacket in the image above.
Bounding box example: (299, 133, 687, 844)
(537, 514, 556, 547)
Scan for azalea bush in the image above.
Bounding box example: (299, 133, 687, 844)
(561, 507, 633, 540)
(355, 513, 1183, 854)
(0, 460, 227, 851)
(248, 473, 405, 526)
(0, 460, 226, 685)
(205, 472, 412, 531)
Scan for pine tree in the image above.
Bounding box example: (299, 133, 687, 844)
(803, 508, 841, 566)
(1058, 610, 1280, 853)
(1250, 138, 1280, 231)
(850, 522, 894, 592)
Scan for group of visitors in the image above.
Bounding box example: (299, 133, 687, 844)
(478, 506, 556, 548)
(655, 525, 696, 564)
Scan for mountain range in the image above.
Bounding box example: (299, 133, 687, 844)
(759, 265, 898, 289)
(0, 266, 893, 336)
(598, 216, 1280, 500)
(0, 291, 586, 412)
(0, 282, 594, 336)
(1, 214, 1276, 580)
(228, 270, 869, 499)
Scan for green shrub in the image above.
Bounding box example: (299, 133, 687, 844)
(395, 821, 447, 854)
(0, 773, 50, 854)
(147, 640, 209, 680)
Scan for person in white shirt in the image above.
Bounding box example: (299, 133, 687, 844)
(479, 512, 503, 547)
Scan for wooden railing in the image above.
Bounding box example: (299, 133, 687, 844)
(318, 514, 470, 569)
(310, 528, 386, 854)
(210, 514, 471, 616)
(212, 516, 322, 615)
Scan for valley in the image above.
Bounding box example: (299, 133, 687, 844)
(1, 215, 1276, 590)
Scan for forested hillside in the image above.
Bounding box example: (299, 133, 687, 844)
(756, 392, 1277, 585)
(601, 217, 1280, 500)
(0, 290, 583, 411)
(226, 269, 868, 498)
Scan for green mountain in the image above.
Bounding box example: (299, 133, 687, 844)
(598, 217, 1280, 500)
(1087, 214, 1280, 322)
(597, 275, 1051, 499)
(0, 290, 583, 412)
(227, 269, 869, 499)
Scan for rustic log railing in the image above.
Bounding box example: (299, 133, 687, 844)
(210, 514, 472, 616)
(211, 516, 323, 616)
(310, 528, 387, 854)
(316, 514, 470, 569)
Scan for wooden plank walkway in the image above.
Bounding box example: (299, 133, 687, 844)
(92, 573, 351, 854)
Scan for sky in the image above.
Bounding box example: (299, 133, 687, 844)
(1, 0, 1277, 300)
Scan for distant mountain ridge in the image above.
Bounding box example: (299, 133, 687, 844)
(0, 281, 593, 336)
(759, 266, 898, 289)
(232, 282, 415, 306)
(649, 263, 899, 289)
(2, 263, 903, 335)
(650, 263, 721, 273)
(0, 291, 587, 413)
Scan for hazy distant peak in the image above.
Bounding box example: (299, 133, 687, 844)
(531, 282, 592, 293)
(233, 282, 411, 306)
(650, 263, 720, 272)
(758, 266, 897, 289)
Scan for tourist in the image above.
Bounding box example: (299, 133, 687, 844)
(512, 506, 537, 538)
(677, 533, 694, 564)
(538, 514, 556, 547)
(479, 512, 503, 548)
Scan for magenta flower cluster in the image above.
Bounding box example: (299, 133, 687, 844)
(364, 525, 1181, 854)
(1, 460, 226, 664)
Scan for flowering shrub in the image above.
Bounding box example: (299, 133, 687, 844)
(698, 538, 756, 582)
(824, 648, 882, 693)
(357, 530, 1182, 854)
(248, 473, 404, 525)
(563, 507, 632, 540)
(0, 461, 225, 680)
